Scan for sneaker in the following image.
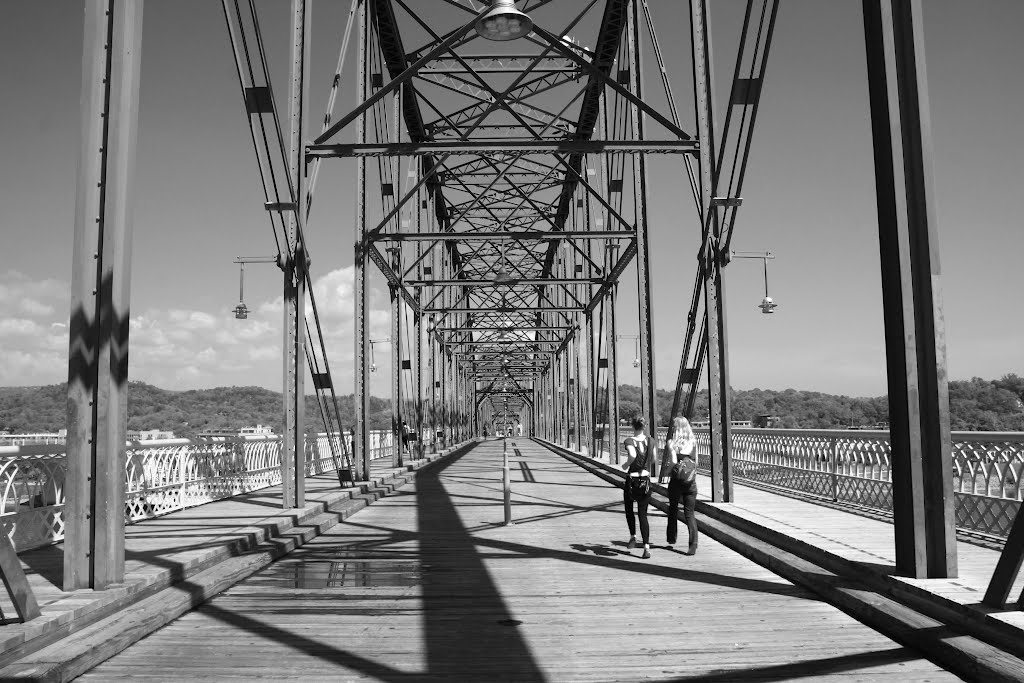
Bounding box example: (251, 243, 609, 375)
(626, 537, 637, 549)
(666, 544, 674, 550)
(641, 548, 651, 559)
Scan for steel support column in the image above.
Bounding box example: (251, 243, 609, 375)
(354, 0, 370, 480)
(577, 317, 585, 454)
(390, 249, 403, 467)
(430, 322, 438, 452)
(65, 0, 143, 591)
(692, 0, 733, 502)
(607, 285, 621, 464)
(564, 346, 572, 447)
(863, 0, 956, 578)
(627, 0, 659, 467)
(282, 0, 310, 509)
(440, 347, 449, 449)
(415, 298, 424, 459)
(587, 311, 597, 457)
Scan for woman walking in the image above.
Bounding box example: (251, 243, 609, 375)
(622, 415, 654, 559)
(662, 416, 699, 555)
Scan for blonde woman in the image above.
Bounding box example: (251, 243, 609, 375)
(661, 416, 699, 554)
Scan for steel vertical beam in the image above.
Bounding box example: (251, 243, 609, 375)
(354, 0, 370, 480)
(440, 345, 449, 448)
(390, 249, 403, 467)
(863, 0, 956, 578)
(564, 346, 571, 446)
(430, 318, 438, 452)
(415, 299, 424, 459)
(607, 284, 621, 463)
(587, 311, 597, 457)
(627, 0, 659, 464)
(65, 0, 143, 590)
(691, 0, 733, 502)
(283, 0, 310, 509)
(557, 352, 564, 444)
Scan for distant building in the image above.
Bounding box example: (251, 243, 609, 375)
(197, 424, 275, 439)
(195, 429, 238, 438)
(127, 429, 176, 441)
(0, 431, 66, 446)
(239, 424, 275, 436)
(690, 420, 752, 429)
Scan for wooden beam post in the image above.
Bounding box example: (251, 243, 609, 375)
(862, 0, 957, 578)
(0, 534, 40, 622)
(65, 0, 143, 590)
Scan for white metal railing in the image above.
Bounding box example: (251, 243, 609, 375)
(588, 426, 1024, 538)
(0, 429, 409, 552)
(690, 428, 1024, 538)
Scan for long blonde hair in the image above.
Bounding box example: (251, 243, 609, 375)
(669, 416, 695, 454)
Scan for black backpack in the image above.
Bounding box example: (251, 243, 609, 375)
(626, 437, 652, 498)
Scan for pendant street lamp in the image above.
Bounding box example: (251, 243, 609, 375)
(493, 244, 514, 283)
(475, 0, 533, 42)
(616, 334, 642, 368)
(730, 250, 778, 314)
(232, 255, 279, 319)
(368, 338, 392, 373)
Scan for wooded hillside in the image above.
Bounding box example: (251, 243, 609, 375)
(1, 374, 1022, 435)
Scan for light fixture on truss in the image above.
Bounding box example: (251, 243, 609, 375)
(475, 0, 533, 42)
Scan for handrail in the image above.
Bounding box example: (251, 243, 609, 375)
(0, 429, 415, 553)
(585, 426, 1024, 539)
(690, 427, 1024, 539)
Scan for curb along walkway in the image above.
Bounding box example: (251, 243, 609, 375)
(0, 442, 475, 681)
(80, 438, 957, 682)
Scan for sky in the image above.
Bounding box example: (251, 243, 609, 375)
(0, 1, 1022, 399)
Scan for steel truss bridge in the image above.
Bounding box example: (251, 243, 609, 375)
(40, 0, 1024, 627)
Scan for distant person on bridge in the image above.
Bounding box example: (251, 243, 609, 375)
(622, 415, 654, 559)
(516, 423, 523, 437)
(662, 416, 699, 555)
(401, 420, 412, 454)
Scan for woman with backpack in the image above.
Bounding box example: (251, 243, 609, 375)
(622, 415, 654, 559)
(662, 416, 699, 555)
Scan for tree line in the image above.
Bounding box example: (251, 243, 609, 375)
(1, 374, 1022, 437)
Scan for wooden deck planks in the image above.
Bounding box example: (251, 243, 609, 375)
(80, 440, 960, 682)
(0, 457, 444, 665)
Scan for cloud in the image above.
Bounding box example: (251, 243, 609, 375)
(0, 318, 45, 337)
(0, 268, 391, 390)
(0, 271, 66, 308)
(0, 272, 70, 385)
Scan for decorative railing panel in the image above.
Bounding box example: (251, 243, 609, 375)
(0, 429, 405, 552)
(692, 428, 1023, 538)
(592, 427, 1023, 537)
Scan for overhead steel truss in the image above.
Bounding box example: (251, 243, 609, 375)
(62, 0, 962, 591)
(313, 0, 678, 463)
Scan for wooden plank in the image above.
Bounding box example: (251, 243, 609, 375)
(65, 0, 143, 592)
(985, 504, 1024, 607)
(0, 534, 40, 623)
(862, 0, 956, 578)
